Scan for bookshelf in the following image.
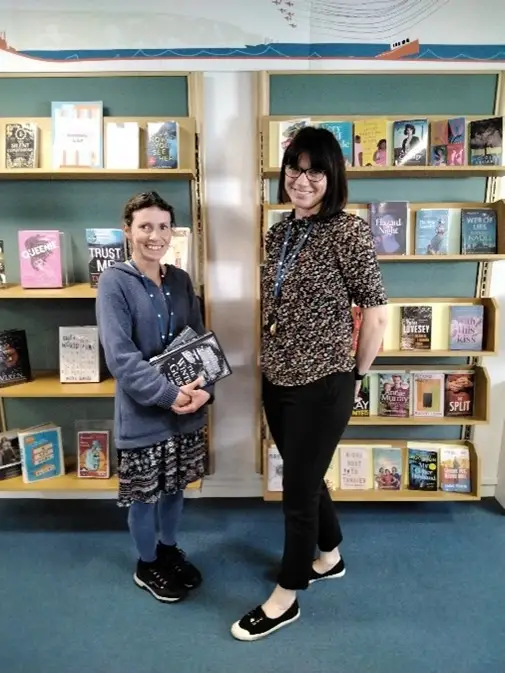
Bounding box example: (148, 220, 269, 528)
(257, 70, 504, 502)
(0, 72, 210, 496)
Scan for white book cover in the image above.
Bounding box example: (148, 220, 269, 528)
(105, 121, 140, 169)
(51, 101, 103, 169)
(59, 326, 100, 383)
(339, 445, 372, 490)
(267, 444, 283, 492)
(161, 227, 192, 273)
(278, 118, 311, 166)
(267, 209, 291, 230)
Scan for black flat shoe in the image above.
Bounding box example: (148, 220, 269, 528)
(309, 557, 346, 584)
(231, 601, 300, 641)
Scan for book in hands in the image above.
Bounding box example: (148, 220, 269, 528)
(149, 330, 232, 387)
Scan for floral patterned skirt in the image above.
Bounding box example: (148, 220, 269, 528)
(117, 429, 206, 507)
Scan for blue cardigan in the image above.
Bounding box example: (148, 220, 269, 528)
(96, 261, 213, 450)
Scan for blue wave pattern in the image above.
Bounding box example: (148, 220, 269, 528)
(18, 43, 505, 62)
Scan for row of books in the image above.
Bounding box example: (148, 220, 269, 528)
(351, 370, 475, 419)
(0, 227, 191, 289)
(0, 423, 111, 483)
(351, 303, 485, 353)
(277, 116, 503, 168)
(267, 442, 472, 493)
(3, 106, 181, 170)
(267, 203, 498, 257)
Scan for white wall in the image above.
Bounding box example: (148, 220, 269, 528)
(199, 71, 505, 499)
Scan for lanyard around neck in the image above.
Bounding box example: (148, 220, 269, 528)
(129, 260, 175, 346)
(274, 221, 314, 300)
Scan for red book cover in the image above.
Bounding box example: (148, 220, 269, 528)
(77, 431, 110, 478)
(444, 373, 474, 417)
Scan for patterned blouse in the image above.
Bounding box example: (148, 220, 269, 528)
(261, 210, 388, 386)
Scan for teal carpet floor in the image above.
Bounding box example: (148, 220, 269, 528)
(0, 497, 504, 673)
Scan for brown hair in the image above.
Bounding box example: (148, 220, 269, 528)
(123, 191, 176, 227)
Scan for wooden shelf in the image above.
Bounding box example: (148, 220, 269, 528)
(348, 415, 486, 426)
(263, 165, 505, 179)
(0, 372, 115, 398)
(0, 283, 97, 299)
(263, 488, 479, 502)
(0, 470, 202, 493)
(0, 168, 195, 181)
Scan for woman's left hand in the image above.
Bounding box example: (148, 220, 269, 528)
(171, 389, 210, 415)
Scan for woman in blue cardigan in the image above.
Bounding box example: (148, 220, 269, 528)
(96, 191, 213, 604)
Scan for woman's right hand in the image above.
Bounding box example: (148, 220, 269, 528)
(171, 377, 205, 414)
(174, 390, 191, 407)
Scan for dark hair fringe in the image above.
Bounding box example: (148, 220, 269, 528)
(123, 191, 176, 227)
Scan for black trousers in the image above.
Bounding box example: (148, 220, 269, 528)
(262, 371, 355, 591)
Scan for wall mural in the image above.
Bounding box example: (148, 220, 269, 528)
(0, 0, 504, 71)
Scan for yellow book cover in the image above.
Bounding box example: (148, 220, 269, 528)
(354, 119, 389, 167)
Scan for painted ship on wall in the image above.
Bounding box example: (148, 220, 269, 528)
(0, 31, 504, 63)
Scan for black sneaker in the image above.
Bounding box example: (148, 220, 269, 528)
(231, 601, 300, 641)
(156, 542, 202, 589)
(308, 557, 346, 584)
(133, 559, 188, 602)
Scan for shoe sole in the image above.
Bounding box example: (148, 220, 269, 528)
(133, 573, 185, 602)
(308, 567, 346, 585)
(230, 610, 300, 642)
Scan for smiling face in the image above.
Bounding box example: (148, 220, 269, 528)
(284, 153, 327, 218)
(125, 205, 172, 264)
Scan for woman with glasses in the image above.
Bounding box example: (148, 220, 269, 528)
(231, 126, 388, 641)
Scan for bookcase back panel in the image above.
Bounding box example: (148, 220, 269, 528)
(0, 180, 192, 284)
(4, 398, 116, 466)
(267, 72, 497, 445)
(0, 76, 189, 117)
(269, 74, 497, 117)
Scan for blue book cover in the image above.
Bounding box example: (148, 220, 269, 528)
(317, 121, 353, 167)
(85, 228, 126, 288)
(461, 209, 497, 254)
(19, 424, 64, 483)
(408, 448, 438, 491)
(146, 121, 179, 169)
(373, 447, 402, 490)
(449, 305, 484, 351)
(415, 209, 449, 254)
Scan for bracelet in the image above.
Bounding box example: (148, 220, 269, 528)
(353, 366, 366, 381)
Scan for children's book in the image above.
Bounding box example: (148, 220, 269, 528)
(18, 423, 65, 483)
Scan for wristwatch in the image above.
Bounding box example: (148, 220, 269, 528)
(353, 366, 366, 381)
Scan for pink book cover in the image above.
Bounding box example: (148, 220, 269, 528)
(18, 230, 64, 288)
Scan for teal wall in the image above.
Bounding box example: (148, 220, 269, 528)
(269, 72, 498, 442)
(0, 75, 191, 455)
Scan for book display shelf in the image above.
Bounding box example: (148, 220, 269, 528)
(257, 70, 505, 503)
(0, 72, 210, 497)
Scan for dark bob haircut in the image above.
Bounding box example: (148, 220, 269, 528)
(277, 125, 348, 217)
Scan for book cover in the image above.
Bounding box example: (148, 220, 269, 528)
(267, 209, 291, 231)
(447, 117, 465, 165)
(412, 372, 444, 417)
(18, 424, 65, 483)
(408, 448, 438, 490)
(449, 305, 484, 351)
(85, 228, 126, 288)
(444, 372, 475, 417)
(353, 118, 388, 166)
(5, 122, 39, 169)
(105, 121, 139, 169)
(146, 121, 179, 169)
(278, 119, 310, 165)
(378, 373, 410, 417)
(393, 119, 428, 165)
(149, 330, 232, 387)
(430, 119, 448, 166)
(160, 227, 192, 273)
(352, 374, 370, 417)
(339, 446, 372, 490)
(369, 201, 408, 255)
(77, 430, 110, 479)
(400, 306, 432, 350)
(59, 326, 101, 383)
(51, 101, 103, 168)
(317, 121, 353, 167)
(439, 445, 471, 493)
(0, 329, 32, 387)
(373, 447, 402, 490)
(469, 117, 503, 166)
(324, 450, 339, 491)
(0, 239, 5, 286)
(18, 230, 64, 288)
(267, 444, 283, 492)
(461, 209, 497, 254)
(0, 429, 22, 480)
(414, 208, 460, 255)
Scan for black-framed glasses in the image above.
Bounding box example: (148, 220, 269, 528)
(285, 166, 325, 182)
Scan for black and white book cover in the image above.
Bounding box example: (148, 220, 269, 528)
(0, 429, 22, 480)
(0, 329, 32, 388)
(149, 330, 232, 387)
(59, 326, 101, 383)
